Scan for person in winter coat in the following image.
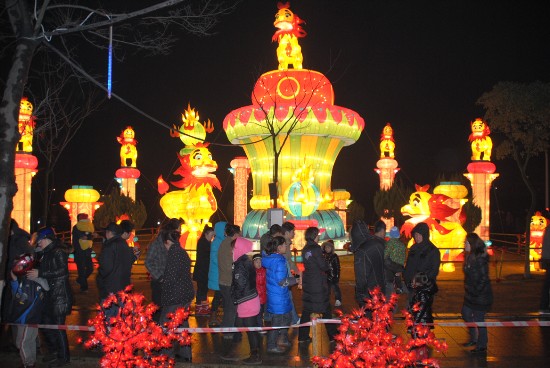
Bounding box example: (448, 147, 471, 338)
(28, 227, 73, 366)
(298, 227, 337, 343)
(407, 271, 436, 361)
(218, 224, 241, 340)
(145, 218, 181, 321)
(7, 254, 48, 368)
(461, 233, 493, 354)
(262, 236, 296, 353)
(253, 253, 267, 328)
(159, 225, 195, 362)
(403, 222, 441, 301)
(221, 237, 262, 365)
(193, 226, 214, 315)
(207, 221, 226, 326)
(322, 240, 342, 307)
(72, 213, 95, 292)
(349, 220, 386, 308)
(384, 226, 407, 298)
(7, 219, 34, 277)
(540, 226, 550, 314)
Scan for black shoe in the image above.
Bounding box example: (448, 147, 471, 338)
(470, 347, 487, 354)
(462, 341, 477, 347)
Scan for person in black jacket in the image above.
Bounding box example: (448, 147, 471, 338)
(159, 226, 194, 361)
(322, 240, 342, 307)
(540, 226, 550, 314)
(461, 233, 493, 354)
(407, 271, 436, 361)
(298, 227, 336, 343)
(349, 220, 386, 308)
(403, 222, 441, 301)
(96, 222, 137, 318)
(193, 226, 214, 315)
(28, 227, 73, 367)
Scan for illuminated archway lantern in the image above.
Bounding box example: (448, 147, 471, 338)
(224, 3, 364, 241)
(464, 118, 499, 241)
(115, 126, 141, 201)
(401, 184, 467, 272)
(13, 97, 38, 232)
(60, 185, 102, 229)
(529, 211, 547, 271)
(158, 105, 221, 261)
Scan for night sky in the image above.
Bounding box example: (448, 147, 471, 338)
(29, 0, 550, 231)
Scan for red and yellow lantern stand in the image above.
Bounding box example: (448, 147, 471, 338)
(374, 123, 400, 230)
(60, 186, 102, 229)
(529, 211, 548, 271)
(115, 167, 140, 201)
(229, 157, 250, 228)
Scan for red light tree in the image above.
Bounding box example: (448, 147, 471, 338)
(84, 286, 190, 367)
(312, 288, 447, 368)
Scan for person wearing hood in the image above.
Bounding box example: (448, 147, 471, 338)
(349, 219, 386, 308)
(384, 225, 407, 298)
(403, 222, 441, 298)
(221, 237, 262, 365)
(207, 221, 227, 326)
(27, 227, 73, 367)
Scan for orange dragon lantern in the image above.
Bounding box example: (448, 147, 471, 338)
(272, 2, 307, 70)
(117, 126, 138, 167)
(380, 123, 395, 159)
(159, 105, 220, 255)
(18, 97, 36, 153)
(530, 211, 548, 271)
(401, 184, 467, 272)
(469, 118, 492, 161)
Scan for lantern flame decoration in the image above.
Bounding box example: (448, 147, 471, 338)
(529, 211, 548, 271)
(117, 126, 138, 167)
(159, 105, 221, 253)
(401, 184, 467, 272)
(469, 118, 492, 161)
(18, 97, 35, 153)
(272, 2, 307, 70)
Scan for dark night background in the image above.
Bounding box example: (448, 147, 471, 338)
(21, 0, 550, 232)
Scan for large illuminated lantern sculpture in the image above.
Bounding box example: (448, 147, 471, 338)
(529, 211, 548, 271)
(115, 126, 140, 201)
(61, 185, 102, 229)
(464, 118, 499, 240)
(224, 3, 364, 242)
(401, 183, 468, 272)
(272, 2, 306, 70)
(13, 97, 38, 232)
(374, 123, 400, 229)
(158, 104, 220, 256)
(229, 157, 251, 228)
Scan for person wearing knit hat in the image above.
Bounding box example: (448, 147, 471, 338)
(384, 225, 407, 298)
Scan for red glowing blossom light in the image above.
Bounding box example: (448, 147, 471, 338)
(312, 288, 447, 368)
(84, 285, 191, 367)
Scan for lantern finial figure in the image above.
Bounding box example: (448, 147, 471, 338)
(18, 97, 35, 152)
(272, 2, 307, 70)
(170, 103, 214, 155)
(379, 123, 395, 159)
(117, 126, 138, 167)
(469, 118, 492, 161)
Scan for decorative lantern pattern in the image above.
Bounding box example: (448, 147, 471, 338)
(401, 184, 467, 272)
(223, 4, 363, 242)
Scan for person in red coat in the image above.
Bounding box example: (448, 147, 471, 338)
(253, 253, 267, 329)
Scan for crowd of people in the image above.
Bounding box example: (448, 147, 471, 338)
(4, 213, 550, 367)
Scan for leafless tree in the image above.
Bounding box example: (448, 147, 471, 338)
(0, 0, 234, 299)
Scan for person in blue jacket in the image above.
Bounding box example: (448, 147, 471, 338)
(262, 236, 297, 354)
(207, 221, 226, 326)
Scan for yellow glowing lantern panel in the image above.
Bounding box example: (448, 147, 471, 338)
(18, 97, 35, 153)
(530, 211, 548, 270)
(64, 186, 100, 203)
(380, 123, 395, 159)
(401, 184, 467, 272)
(469, 118, 492, 161)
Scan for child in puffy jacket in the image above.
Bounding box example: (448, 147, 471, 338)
(253, 253, 267, 329)
(408, 272, 436, 361)
(322, 240, 341, 307)
(262, 236, 297, 354)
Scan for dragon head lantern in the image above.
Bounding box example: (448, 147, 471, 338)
(272, 2, 307, 70)
(469, 118, 492, 161)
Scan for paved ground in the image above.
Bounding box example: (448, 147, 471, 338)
(1, 246, 549, 367)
